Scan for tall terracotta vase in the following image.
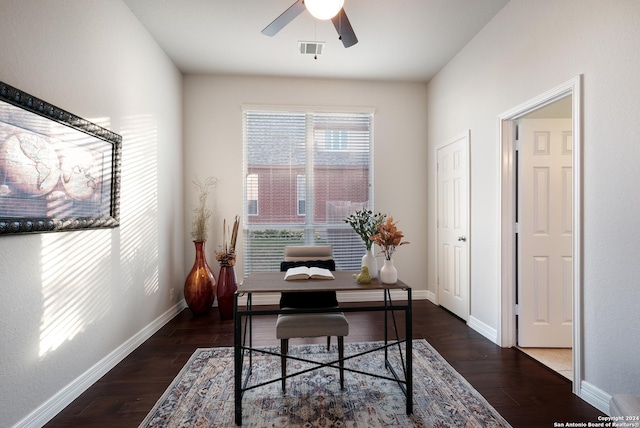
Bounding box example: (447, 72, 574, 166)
(217, 264, 237, 320)
(184, 240, 217, 315)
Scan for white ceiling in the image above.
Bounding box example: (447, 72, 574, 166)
(123, 0, 509, 82)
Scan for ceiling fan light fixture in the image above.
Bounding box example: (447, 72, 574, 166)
(304, 0, 344, 20)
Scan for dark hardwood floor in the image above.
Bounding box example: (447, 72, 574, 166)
(44, 300, 603, 427)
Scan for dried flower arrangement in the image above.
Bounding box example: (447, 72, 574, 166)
(344, 209, 387, 250)
(370, 216, 410, 260)
(216, 215, 240, 267)
(190, 176, 217, 242)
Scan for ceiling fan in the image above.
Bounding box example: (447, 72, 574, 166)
(262, 0, 358, 48)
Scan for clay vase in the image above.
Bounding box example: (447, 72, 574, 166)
(217, 264, 237, 320)
(380, 259, 398, 284)
(184, 240, 216, 315)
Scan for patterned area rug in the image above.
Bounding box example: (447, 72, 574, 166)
(139, 340, 511, 427)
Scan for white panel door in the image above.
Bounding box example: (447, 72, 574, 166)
(437, 132, 469, 321)
(518, 119, 572, 347)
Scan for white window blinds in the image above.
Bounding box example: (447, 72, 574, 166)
(242, 109, 374, 277)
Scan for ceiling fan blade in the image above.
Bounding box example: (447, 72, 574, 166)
(262, 0, 306, 37)
(331, 8, 358, 47)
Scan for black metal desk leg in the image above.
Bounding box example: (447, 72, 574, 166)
(248, 294, 253, 367)
(384, 289, 389, 361)
(234, 292, 242, 425)
(406, 288, 413, 415)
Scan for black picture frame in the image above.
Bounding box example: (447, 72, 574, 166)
(0, 81, 121, 235)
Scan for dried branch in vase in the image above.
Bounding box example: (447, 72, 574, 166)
(190, 176, 217, 242)
(216, 215, 240, 267)
(370, 216, 410, 260)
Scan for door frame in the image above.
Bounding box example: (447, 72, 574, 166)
(497, 76, 582, 394)
(435, 130, 471, 320)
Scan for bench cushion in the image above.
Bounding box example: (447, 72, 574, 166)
(276, 310, 349, 339)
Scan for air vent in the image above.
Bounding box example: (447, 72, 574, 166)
(298, 41, 325, 56)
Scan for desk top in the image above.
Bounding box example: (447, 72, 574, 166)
(239, 270, 410, 294)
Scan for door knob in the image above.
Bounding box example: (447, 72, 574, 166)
(458, 236, 467, 242)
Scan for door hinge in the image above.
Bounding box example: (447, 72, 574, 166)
(514, 222, 520, 233)
(515, 304, 521, 316)
(515, 139, 521, 151)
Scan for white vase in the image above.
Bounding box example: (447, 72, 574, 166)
(361, 248, 378, 278)
(380, 259, 397, 284)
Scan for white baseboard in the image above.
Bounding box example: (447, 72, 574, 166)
(579, 380, 611, 415)
(468, 318, 612, 415)
(15, 293, 607, 426)
(467, 315, 499, 344)
(14, 289, 432, 428)
(12, 300, 187, 428)
(425, 290, 436, 304)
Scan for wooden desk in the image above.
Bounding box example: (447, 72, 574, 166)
(233, 271, 413, 425)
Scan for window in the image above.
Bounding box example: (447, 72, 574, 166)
(246, 173, 259, 215)
(296, 174, 306, 215)
(242, 108, 374, 276)
(324, 129, 348, 151)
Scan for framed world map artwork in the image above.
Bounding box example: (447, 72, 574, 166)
(0, 81, 122, 234)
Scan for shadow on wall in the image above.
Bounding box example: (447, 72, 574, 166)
(38, 114, 160, 359)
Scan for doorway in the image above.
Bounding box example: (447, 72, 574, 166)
(498, 76, 582, 394)
(517, 111, 573, 380)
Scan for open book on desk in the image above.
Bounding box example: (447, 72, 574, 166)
(284, 266, 335, 281)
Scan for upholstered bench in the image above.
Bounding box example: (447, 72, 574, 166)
(276, 309, 349, 392)
(276, 246, 349, 392)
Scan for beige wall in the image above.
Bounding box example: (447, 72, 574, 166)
(427, 0, 640, 407)
(183, 75, 429, 293)
(0, 1, 184, 426)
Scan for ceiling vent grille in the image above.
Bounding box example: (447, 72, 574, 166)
(298, 41, 325, 56)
